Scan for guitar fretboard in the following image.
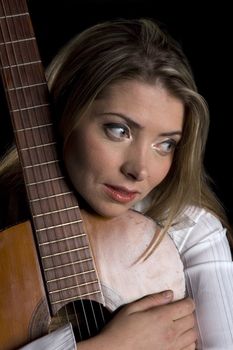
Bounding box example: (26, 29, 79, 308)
(0, 0, 104, 315)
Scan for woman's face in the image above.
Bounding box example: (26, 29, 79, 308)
(64, 80, 184, 217)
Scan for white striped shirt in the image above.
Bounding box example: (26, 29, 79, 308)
(169, 206, 233, 349)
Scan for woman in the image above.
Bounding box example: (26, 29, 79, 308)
(0, 18, 232, 349)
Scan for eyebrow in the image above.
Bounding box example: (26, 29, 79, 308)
(159, 131, 183, 137)
(101, 112, 142, 129)
(101, 112, 183, 137)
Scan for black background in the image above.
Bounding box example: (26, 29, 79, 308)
(1, 0, 232, 224)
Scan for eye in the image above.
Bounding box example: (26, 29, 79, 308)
(104, 123, 131, 140)
(153, 139, 177, 156)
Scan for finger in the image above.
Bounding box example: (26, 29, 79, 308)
(127, 290, 174, 313)
(174, 313, 195, 335)
(170, 297, 195, 320)
(176, 328, 198, 349)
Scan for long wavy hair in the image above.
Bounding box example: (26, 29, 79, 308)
(1, 18, 231, 244)
(45, 18, 231, 238)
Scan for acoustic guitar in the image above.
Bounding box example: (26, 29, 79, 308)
(0, 1, 185, 349)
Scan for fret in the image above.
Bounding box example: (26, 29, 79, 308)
(29, 193, 78, 217)
(42, 246, 89, 259)
(17, 123, 53, 132)
(30, 191, 72, 203)
(47, 271, 96, 284)
(32, 205, 79, 217)
(13, 106, 52, 130)
(0, 12, 28, 19)
(0, 14, 34, 43)
(24, 163, 63, 186)
(11, 103, 49, 113)
(25, 171, 62, 193)
(47, 258, 103, 314)
(51, 290, 101, 305)
(36, 213, 84, 238)
(21, 151, 58, 169)
(2, 63, 45, 89)
(35, 220, 85, 245)
(42, 249, 93, 275)
(40, 241, 91, 264)
(48, 273, 100, 296)
(0, 40, 40, 67)
(21, 142, 56, 151)
(39, 234, 86, 246)
(27, 178, 68, 205)
(44, 258, 93, 272)
(23, 159, 59, 169)
(13, 125, 54, 149)
(8, 82, 47, 91)
(44, 256, 95, 281)
(27, 176, 64, 187)
(38, 234, 88, 257)
(49, 283, 99, 299)
(2, 59, 41, 69)
(34, 208, 83, 235)
(22, 157, 59, 172)
(39, 239, 91, 260)
(9, 86, 49, 111)
(36, 220, 83, 232)
(49, 282, 98, 294)
(0, 37, 35, 46)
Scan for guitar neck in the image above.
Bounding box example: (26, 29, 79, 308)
(0, 0, 103, 315)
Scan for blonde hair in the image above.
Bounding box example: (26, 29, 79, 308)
(46, 18, 230, 237)
(1, 18, 231, 244)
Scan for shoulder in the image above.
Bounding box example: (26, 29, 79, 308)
(168, 205, 228, 252)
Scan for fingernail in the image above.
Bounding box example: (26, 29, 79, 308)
(163, 290, 173, 299)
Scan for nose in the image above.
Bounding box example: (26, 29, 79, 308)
(120, 146, 148, 181)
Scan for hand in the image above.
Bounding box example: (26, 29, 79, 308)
(78, 290, 197, 350)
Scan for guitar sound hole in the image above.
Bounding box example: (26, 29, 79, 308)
(49, 299, 113, 341)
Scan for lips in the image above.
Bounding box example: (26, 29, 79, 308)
(104, 184, 139, 204)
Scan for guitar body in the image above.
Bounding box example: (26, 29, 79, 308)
(0, 211, 185, 349)
(0, 222, 50, 350)
(0, 220, 111, 350)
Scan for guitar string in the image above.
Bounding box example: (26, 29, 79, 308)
(0, 0, 71, 334)
(12, 2, 90, 338)
(0, 0, 105, 340)
(0, 1, 64, 326)
(0, 1, 86, 337)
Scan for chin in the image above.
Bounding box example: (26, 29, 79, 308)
(91, 203, 129, 219)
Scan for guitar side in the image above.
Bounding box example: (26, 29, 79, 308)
(0, 221, 50, 350)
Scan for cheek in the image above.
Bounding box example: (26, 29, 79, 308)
(149, 158, 173, 187)
(65, 130, 116, 181)
(83, 138, 114, 173)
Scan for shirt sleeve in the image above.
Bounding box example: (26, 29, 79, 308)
(170, 209, 233, 349)
(19, 324, 76, 350)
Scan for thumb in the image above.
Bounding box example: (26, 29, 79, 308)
(128, 290, 173, 313)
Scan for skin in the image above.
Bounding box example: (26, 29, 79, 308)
(64, 80, 197, 349)
(64, 80, 183, 217)
(79, 291, 197, 350)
